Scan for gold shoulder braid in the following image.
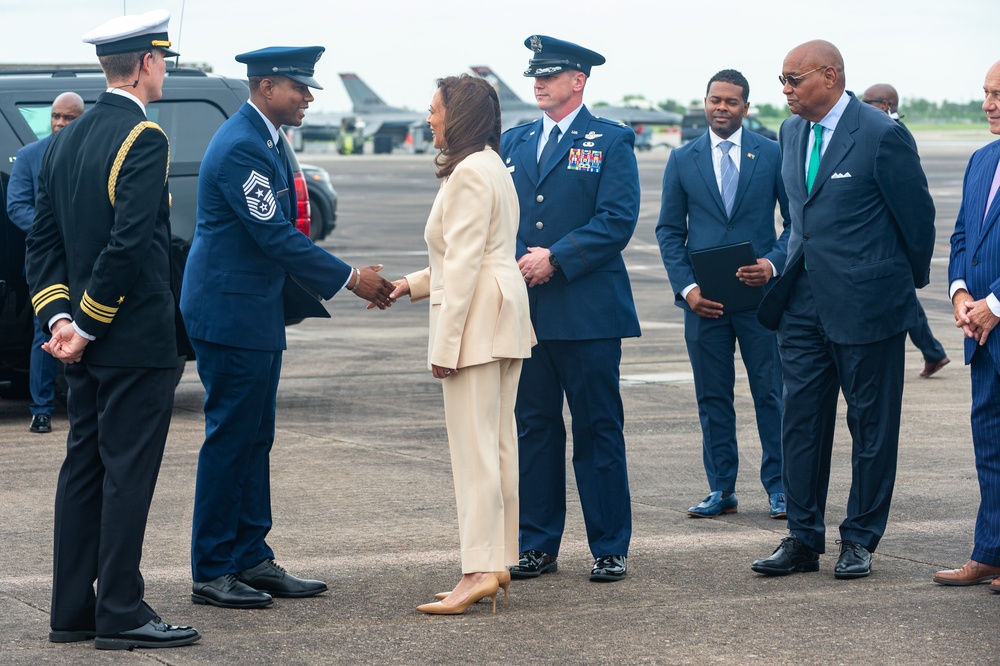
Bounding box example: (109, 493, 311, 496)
(107, 121, 170, 206)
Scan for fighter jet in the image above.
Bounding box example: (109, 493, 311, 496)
(339, 73, 426, 149)
(470, 65, 683, 131)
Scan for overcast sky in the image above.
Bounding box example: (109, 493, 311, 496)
(3, 0, 994, 114)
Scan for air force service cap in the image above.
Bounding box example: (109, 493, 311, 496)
(235, 46, 326, 89)
(81, 9, 179, 58)
(523, 35, 605, 77)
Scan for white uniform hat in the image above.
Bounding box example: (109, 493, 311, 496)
(82, 9, 179, 58)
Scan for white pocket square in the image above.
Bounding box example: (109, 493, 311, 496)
(508, 166, 516, 173)
(831, 172, 852, 179)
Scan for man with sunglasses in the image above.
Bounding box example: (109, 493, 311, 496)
(752, 40, 935, 580)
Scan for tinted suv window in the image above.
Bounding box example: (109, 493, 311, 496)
(147, 100, 228, 163)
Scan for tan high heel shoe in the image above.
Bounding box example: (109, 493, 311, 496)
(434, 569, 511, 603)
(417, 574, 499, 615)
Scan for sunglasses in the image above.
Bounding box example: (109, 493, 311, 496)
(778, 65, 826, 88)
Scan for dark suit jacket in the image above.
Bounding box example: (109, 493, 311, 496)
(500, 105, 641, 341)
(181, 103, 351, 351)
(6, 134, 52, 233)
(757, 94, 936, 344)
(656, 128, 790, 308)
(948, 139, 1000, 368)
(26, 92, 177, 368)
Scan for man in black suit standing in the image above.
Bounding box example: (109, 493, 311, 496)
(863, 83, 950, 379)
(26, 9, 199, 650)
(752, 40, 935, 579)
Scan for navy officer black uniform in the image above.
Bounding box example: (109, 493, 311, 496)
(181, 46, 394, 609)
(502, 35, 640, 582)
(25, 9, 199, 650)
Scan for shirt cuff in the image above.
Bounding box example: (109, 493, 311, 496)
(72, 321, 96, 341)
(766, 259, 779, 278)
(680, 283, 697, 300)
(47, 313, 71, 332)
(949, 279, 968, 300)
(989, 293, 1000, 317)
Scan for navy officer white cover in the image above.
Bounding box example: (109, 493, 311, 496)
(81, 9, 179, 57)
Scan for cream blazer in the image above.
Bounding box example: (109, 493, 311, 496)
(406, 147, 535, 370)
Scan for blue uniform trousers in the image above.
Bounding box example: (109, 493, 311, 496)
(190, 338, 281, 582)
(777, 271, 904, 554)
(684, 308, 783, 495)
(30, 315, 58, 415)
(970, 344, 1000, 566)
(515, 338, 632, 558)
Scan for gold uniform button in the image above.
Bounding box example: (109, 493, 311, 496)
(535, 221, 544, 230)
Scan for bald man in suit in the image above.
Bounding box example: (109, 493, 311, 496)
(752, 40, 935, 579)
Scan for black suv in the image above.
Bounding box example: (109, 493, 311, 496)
(0, 65, 312, 396)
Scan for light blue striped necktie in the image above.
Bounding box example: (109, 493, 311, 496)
(719, 140, 737, 216)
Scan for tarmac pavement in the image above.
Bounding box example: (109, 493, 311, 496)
(1, 131, 996, 665)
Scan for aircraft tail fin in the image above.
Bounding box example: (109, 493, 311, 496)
(339, 73, 391, 113)
(470, 66, 526, 106)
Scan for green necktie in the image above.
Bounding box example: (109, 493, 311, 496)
(806, 123, 823, 194)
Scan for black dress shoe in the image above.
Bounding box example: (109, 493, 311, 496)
(237, 558, 328, 598)
(49, 628, 97, 643)
(751, 535, 820, 575)
(192, 573, 273, 608)
(509, 549, 558, 579)
(834, 540, 872, 579)
(94, 617, 200, 650)
(30, 414, 51, 433)
(590, 555, 627, 582)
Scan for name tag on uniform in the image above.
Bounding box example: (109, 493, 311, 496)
(567, 148, 602, 173)
(275, 188, 289, 199)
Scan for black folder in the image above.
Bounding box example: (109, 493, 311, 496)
(688, 241, 764, 312)
(282, 274, 330, 322)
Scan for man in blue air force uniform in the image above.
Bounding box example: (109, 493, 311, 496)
(501, 35, 640, 583)
(181, 46, 393, 609)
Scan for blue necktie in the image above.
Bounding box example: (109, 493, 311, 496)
(719, 140, 737, 216)
(538, 125, 562, 169)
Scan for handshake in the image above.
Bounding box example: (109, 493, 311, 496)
(349, 264, 396, 310)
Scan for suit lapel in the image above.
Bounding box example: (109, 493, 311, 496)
(693, 133, 727, 217)
(731, 131, 760, 217)
(789, 117, 810, 200)
(516, 119, 543, 186)
(973, 144, 1000, 253)
(807, 98, 858, 201)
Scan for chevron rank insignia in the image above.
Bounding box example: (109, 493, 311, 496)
(243, 170, 276, 221)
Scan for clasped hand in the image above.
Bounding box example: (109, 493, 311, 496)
(352, 264, 395, 310)
(954, 288, 1000, 345)
(42, 319, 88, 364)
(518, 246, 555, 287)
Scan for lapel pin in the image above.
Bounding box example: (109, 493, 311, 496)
(584, 131, 603, 140)
(267, 139, 273, 148)
(747, 152, 755, 160)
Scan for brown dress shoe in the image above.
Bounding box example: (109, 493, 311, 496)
(920, 357, 950, 378)
(991, 578, 1000, 594)
(933, 560, 1000, 586)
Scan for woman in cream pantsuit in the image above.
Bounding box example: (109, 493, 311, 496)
(390, 75, 534, 615)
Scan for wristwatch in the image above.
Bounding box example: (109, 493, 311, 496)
(548, 253, 560, 270)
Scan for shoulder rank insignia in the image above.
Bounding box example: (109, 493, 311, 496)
(584, 131, 603, 140)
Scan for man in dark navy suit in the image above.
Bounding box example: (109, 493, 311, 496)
(502, 35, 640, 582)
(27, 9, 199, 650)
(863, 83, 950, 379)
(935, 60, 1000, 590)
(181, 46, 393, 609)
(7, 91, 84, 434)
(752, 40, 935, 579)
(656, 69, 789, 520)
